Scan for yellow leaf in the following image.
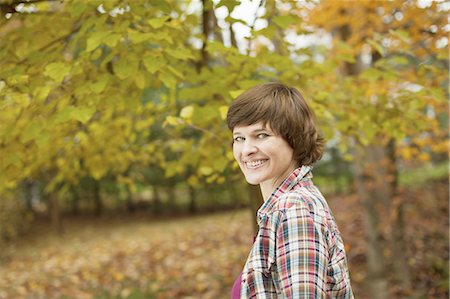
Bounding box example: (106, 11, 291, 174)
(219, 106, 228, 120)
(199, 166, 213, 176)
(229, 90, 245, 99)
(180, 106, 194, 119)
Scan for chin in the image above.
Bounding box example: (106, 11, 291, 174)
(244, 175, 263, 185)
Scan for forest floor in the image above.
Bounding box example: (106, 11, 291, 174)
(0, 179, 448, 299)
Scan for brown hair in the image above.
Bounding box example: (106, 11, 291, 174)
(226, 82, 324, 166)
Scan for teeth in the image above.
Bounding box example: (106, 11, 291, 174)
(245, 160, 267, 168)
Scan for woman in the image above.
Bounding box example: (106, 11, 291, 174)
(227, 83, 354, 298)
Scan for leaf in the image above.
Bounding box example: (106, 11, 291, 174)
(33, 85, 52, 101)
(0, 81, 5, 93)
(128, 30, 153, 44)
(165, 48, 195, 60)
(72, 107, 95, 124)
(159, 70, 177, 89)
(367, 39, 384, 56)
(114, 56, 138, 79)
(199, 166, 213, 176)
(148, 16, 169, 29)
(272, 15, 298, 29)
(143, 56, 166, 74)
(180, 105, 194, 119)
(90, 77, 109, 93)
(219, 106, 228, 120)
(44, 62, 71, 82)
(229, 90, 245, 98)
(216, 0, 240, 13)
(103, 33, 122, 47)
(86, 31, 111, 52)
(212, 156, 228, 172)
(51, 106, 75, 125)
(21, 122, 42, 143)
(389, 29, 411, 43)
(135, 72, 146, 89)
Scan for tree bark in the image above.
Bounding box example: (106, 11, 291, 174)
(352, 144, 388, 299)
(93, 180, 102, 216)
(199, 0, 213, 70)
(386, 139, 411, 289)
(188, 184, 197, 214)
(49, 192, 63, 234)
(152, 184, 162, 214)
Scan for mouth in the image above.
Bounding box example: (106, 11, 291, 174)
(244, 159, 268, 169)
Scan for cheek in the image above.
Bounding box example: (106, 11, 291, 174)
(232, 144, 240, 161)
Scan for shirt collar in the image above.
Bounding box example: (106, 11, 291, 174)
(256, 165, 313, 225)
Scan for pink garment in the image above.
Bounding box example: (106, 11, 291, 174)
(231, 272, 242, 299)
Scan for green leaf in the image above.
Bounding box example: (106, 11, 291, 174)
(35, 131, 50, 147)
(367, 39, 384, 56)
(212, 156, 228, 172)
(135, 72, 146, 89)
(216, 0, 240, 13)
(148, 16, 169, 29)
(31, 85, 51, 102)
(103, 33, 122, 47)
(272, 15, 298, 29)
(180, 105, 194, 119)
(159, 70, 177, 89)
(219, 106, 228, 120)
(337, 53, 356, 63)
(21, 122, 42, 143)
(44, 62, 71, 82)
(72, 107, 95, 124)
(199, 166, 213, 176)
(165, 48, 195, 60)
(86, 31, 111, 52)
(90, 77, 109, 93)
(71, 2, 87, 17)
(229, 90, 245, 98)
(128, 30, 153, 44)
(143, 56, 166, 74)
(51, 106, 75, 125)
(114, 56, 138, 79)
(389, 29, 411, 43)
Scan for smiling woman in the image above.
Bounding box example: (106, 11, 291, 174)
(226, 83, 354, 299)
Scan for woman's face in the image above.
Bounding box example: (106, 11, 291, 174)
(232, 122, 297, 189)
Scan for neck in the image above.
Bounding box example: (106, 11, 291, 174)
(259, 162, 298, 200)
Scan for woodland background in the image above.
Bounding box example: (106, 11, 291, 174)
(0, 0, 448, 298)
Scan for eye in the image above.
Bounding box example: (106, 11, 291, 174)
(257, 133, 269, 139)
(233, 136, 245, 142)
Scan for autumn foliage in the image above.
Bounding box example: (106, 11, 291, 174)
(0, 0, 448, 298)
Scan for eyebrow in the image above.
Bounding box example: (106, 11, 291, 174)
(233, 128, 268, 136)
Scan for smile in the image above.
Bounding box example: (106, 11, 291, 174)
(245, 159, 268, 169)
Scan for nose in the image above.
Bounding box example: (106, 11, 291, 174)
(242, 140, 257, 157)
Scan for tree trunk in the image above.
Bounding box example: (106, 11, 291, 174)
(199, 0, 213, 70)
(386, 139, 411, 289)
(166, 184, 176, 212)
(49, 192, 63, 234)
(125, 186, 135, 214)
(247, 184, 262, 235)
(152, 184, 162, 214)
(353, 143, 388, 299)
(93, 180, 102, 216)
(188, 184, 197, 214)
(70, 186, 80, 215)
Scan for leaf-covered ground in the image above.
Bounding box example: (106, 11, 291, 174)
(0, 180, 448, 299)
(0, 211, 253, 299)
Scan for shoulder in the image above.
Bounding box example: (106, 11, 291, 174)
(272, 189, 322, 215)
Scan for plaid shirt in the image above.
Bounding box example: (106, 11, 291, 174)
(240, 166, 354, 299)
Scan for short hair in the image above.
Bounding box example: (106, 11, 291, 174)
(226, 82, 324, 166)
